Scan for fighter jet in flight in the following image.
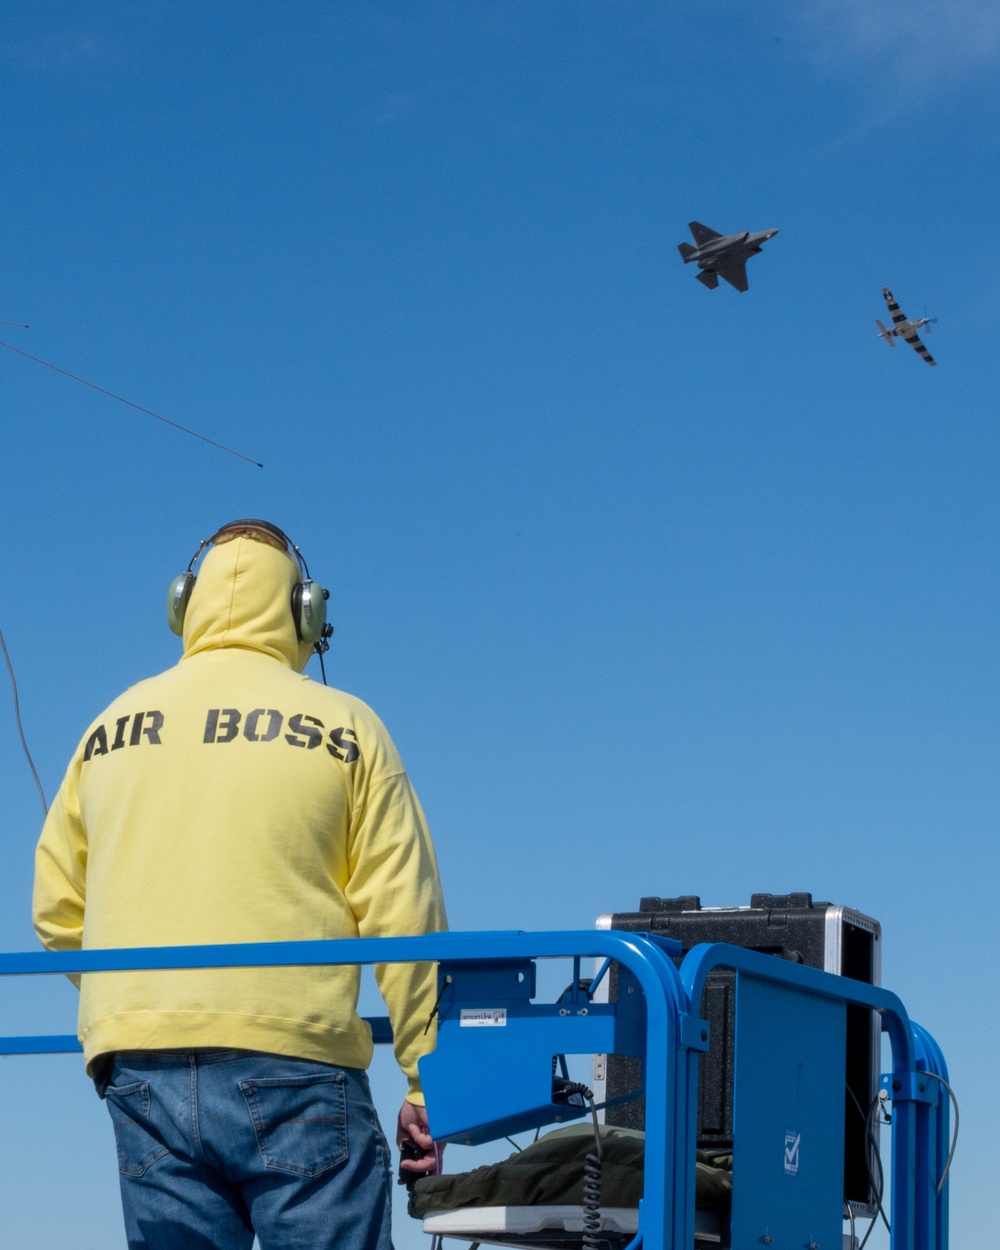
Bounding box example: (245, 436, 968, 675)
(876, 288, 937, 366)
(677, 222, 779, 291)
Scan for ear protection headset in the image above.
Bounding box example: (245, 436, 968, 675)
(166, 519, 333, 652)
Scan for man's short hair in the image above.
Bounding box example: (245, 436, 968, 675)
(210, 521, 289, 553)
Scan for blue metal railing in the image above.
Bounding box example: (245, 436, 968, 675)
(680, 942, 950, 1250)
(0, 931, 697, 1250)
(1, 930, 949, 1250)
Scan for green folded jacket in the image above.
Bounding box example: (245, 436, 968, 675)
(409, 1124, 732, 1218)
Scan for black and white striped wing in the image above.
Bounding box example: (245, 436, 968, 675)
(901, 329, 936, 366)
(882, 287, 908, 327)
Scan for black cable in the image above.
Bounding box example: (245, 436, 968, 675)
(867, 1096, 890, 1234)
(0, 621, 48, 816)
(917, 1071, 959, 1196)
(423, 975, 453, 1035)
(853, 1073, 954, 1247)
(846, 1086, 889, 1247)
(856, 1214, 876, 1250)
(0, 338, 263, 466)
(555, 1082, 604, 1250)
(581, 1135, 604, 1250)
(846, 1086, 882, 1208)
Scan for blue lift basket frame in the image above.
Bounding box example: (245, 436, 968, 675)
(0, 930, 949, 1250)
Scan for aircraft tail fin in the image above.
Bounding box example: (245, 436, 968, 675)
(696, 269, 719, 290)
(876, 319, 895, 345)
(677, 242, 697, 262)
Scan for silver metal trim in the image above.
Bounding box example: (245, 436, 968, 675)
(824, 905, 882, 1219)
(822, 906, 882, 984)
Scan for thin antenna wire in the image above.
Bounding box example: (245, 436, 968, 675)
(0, 339, 263, 467)
(0, 621, 48, 816)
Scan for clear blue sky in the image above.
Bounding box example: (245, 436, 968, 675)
(1, 2, 996, 1245)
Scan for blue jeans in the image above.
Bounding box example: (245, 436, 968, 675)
(102, 1049, 393, 1250)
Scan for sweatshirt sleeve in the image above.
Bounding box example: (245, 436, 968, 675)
(33, 755, 88, 962)
(344, 768, 447, 1104)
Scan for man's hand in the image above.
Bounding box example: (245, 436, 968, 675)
(396, 1099, 441, 1178)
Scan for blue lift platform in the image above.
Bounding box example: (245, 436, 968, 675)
(0, 929, 950, 1250)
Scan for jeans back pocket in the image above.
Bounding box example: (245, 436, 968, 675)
(240, 1071, 349, 1177)
(105, 1080, 171, 1178)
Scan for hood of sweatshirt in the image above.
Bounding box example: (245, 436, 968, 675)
(181, 535, 313, 672)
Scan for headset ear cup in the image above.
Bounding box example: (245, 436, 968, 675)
(294, 580, 328, 646)
(166, 572, 195, 637)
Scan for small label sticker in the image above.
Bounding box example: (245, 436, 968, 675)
(783, 1131, 801, 1176)
(460, 1008, 507, 1027)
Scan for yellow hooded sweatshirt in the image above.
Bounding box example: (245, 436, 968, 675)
(33, 535, 447, 1102)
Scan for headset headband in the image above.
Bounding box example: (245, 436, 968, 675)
(212, 518, 289, 547)
(167, 519, 331, 654)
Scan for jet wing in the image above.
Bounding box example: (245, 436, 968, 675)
(882, 287, 908, 327)
(901, 329, 936, 366)
(689, 221, 722, 246)
(716, 261, 749, 293)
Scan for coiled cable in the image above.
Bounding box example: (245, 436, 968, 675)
(555, 1081, 604, 1250)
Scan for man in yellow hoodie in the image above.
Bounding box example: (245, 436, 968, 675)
(33, 519, 448, 1250)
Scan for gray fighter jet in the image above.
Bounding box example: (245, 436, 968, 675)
(677, 222, 779, 292)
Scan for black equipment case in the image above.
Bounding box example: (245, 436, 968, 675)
(595, 892, 882, 1213)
